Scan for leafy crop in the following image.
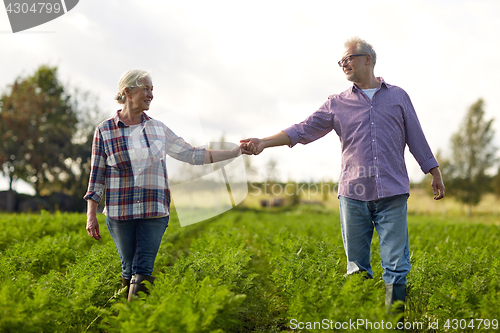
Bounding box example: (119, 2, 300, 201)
(0, 208, 499, 332)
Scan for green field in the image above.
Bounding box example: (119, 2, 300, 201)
(1, 202, 499, 332)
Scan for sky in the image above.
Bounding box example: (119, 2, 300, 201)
(1, 0, 500, 195)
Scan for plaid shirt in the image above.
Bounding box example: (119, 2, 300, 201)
(84, 111, 205, 220)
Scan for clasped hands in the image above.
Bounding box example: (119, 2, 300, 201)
(240, 138, 265, 155)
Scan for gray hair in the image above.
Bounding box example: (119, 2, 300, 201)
(345, 37, 377, 66)
(115, 70, 152, 104)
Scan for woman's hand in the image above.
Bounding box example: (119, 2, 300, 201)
(240, 138, 265, 155)
(86, 200, 101, 240)
(86, 215, 101, 240)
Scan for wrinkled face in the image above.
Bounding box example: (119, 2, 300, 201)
(128, 77, 153, 111)
(340, 45, 368, 83)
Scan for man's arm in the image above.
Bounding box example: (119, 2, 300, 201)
(240, 131, 291, 155)
(429, 167, 445, 200)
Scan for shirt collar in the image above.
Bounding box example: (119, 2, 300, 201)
(114, 110, 151, 127)
(351, 77, 387, 92)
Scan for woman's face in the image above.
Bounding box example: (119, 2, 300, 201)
(128, 77, 153, 111)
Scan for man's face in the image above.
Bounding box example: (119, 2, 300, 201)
(340, 45, 367, 83)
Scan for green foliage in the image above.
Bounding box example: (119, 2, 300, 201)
(0, 209, 499, 332)
(101, 225, 255, 333)
(0, 66, 77, 195)
(407, 218, 500, 328)
(0, 65, 105, 199)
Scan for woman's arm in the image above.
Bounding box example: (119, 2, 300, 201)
(203, 145, 241, 164)
(83, 126, 106, 240)
(86, 199, 101, 240)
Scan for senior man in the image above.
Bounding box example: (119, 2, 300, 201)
(241, 37, 445, 315)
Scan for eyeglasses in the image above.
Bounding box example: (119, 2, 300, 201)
(338, 54, 367, 67)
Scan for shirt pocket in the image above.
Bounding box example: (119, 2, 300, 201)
(106, 150, 132, 171)
(147, 140, 166, 163)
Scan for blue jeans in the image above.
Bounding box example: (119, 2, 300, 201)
(106, 216, 169, 279)
(339, 194, 410, 285)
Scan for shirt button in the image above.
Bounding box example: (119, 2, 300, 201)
(372, 139, 375, 142)
(371, 122, 374, 125)
(374, 157, 377, 160)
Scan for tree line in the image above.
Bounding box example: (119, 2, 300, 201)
(0, 65, 499, 213)
(0, 65, 104, 211)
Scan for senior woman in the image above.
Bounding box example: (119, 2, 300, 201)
(84, 70, 241, 301)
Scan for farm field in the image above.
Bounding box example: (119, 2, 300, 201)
(0, 202, 499, 332)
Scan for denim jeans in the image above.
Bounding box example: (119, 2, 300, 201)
(339, 194, 410, 285)
(106, 216, 169, 279)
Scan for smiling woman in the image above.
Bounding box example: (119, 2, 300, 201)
(115, 70, 153, 117)
(83, 69, 242, 302)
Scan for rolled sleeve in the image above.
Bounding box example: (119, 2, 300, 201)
(84, 128, 106, 203)
(282, 100, 335, 148)
(283, 127, 301, 148)
(420, 157, 439, 174)
(83, 191, 102, 203)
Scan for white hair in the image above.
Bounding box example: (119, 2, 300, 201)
(345, 37, 377, 66)
(115, 70, 152, 104)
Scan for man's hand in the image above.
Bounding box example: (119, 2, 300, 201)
(429, 167, 445, 200)
(240, 138, 266, 155)
(241, 132, 291, 155)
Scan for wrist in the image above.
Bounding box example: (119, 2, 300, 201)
(261, 137, 273, 149)
(429, 167, 440, 176)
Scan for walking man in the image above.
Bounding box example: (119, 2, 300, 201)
(241, 37, 445, 315)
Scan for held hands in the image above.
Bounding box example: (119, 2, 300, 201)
(240, 138, 265, 155)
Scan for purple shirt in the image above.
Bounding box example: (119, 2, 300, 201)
(283, 78, 438, 201)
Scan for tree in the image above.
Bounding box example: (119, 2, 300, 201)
(0, 65, 79, 195)
(443, 98, 498, 215)
(0, 84, 31, 190)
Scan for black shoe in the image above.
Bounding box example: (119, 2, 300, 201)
(128, 274, 155, 302)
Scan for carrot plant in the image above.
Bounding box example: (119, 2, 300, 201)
(0, 208, 499, 332)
